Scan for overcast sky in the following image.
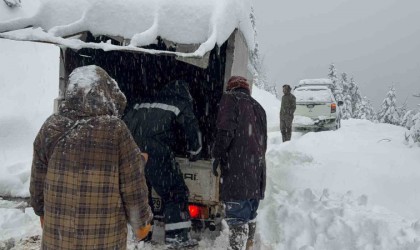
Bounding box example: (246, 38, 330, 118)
(252, 0, 420, 110)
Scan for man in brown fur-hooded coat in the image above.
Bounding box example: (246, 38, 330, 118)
(30, 65, 152, 250)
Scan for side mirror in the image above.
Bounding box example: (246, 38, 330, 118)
(338, 101, 344, 106)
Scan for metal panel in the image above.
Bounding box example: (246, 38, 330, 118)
(177, 158, 220, 205)
(223, 29, 250, 90)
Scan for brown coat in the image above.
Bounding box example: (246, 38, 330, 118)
(30, 66, 152, 250)
(280, 93, 296, 124)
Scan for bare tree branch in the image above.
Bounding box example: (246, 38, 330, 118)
(3, 0, 21, 8)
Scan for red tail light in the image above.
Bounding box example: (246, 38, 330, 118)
(188, 204, 209, 219)
(331, 103, 337, 113)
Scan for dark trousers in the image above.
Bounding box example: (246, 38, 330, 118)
(224, 199, 260, 226)
(144, 150, 191, 241)
(280, 119, 293, 142)
(224, 199, 260, 250)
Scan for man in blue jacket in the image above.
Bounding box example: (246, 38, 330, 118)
(124, 80, 201, 248)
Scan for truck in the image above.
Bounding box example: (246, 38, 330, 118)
(0, 0, 255, 242)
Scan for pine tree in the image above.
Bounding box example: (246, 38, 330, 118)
(367, 99, 378, 121)
(348, 77, 362, 118)
(377, 86, 401, 125)
(354, 96, 376, 120)
(327, 64, 376, 120)
(408, 93, 420, 145)
(328, 64, 344, 103)
(328, 64, 338, 85)
(410, 113, 420, 145)
(397, 99, 409, 121)
(401, 110, 417, 129)
(249, 7, 279, 98)
(3, 0, 20, 7)
(340, 73, 353, 119)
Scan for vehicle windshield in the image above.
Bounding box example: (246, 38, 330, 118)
(294, 88, 333, 102)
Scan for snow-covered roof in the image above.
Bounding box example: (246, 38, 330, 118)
(0, 0, 254, 57)
(298, 78, 334, 86)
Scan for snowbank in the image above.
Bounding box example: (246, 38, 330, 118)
(0, 39, 58, 197)
(258, 188, 420, 250)
(253, 89, 420, 248)
(0, 205, 40, 243)
(252, 86, 281, 132)
(0, 0, 254, 57)
(265, 119, 420, 220)
(253, 87, 420, 219)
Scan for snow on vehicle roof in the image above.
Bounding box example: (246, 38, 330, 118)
(0, 0, 254, 57)
(298, 78, 334, 86)
(294, 86, 334, 102)
(295, 86, 330, 90)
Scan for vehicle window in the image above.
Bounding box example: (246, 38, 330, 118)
(294, 88, 333, 102)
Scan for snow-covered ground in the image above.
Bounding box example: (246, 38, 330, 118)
(1, 42, 420, 249)
(253, 87, 420, 250)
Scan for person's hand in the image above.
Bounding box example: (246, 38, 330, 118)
(212, 158, 220, 177)
(136, 224, 152, 241)
(188, 152, 200, 162)
(141, 152, 149, 163)
(40, 216, 44, 229)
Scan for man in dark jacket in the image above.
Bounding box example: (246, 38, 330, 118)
(280, 84, 296, 142)
(212, 76, 267, 250)
(30, 65, 153, 249)
(124, 80, 201, 248)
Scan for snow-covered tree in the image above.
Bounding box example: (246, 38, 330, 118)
(348, 77, 362, 118)
(406, 93, 420, 145)
(340, 73, 353, 119)
(367, 99, 378, 122)
(249, 7, 279, 98)
(328, 63, 344, 103)
(327, 64, 376, 120)
(377, 86, 401, 125)
(410, 113, 420, 145)
(328, 64, 338, 86)
(354, 96, 376, 121)
(401, 110, 417, 129)
(3, 0, 20, 7)
(397, 99, 409, 121)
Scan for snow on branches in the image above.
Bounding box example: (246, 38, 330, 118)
(3, 0, 20, 8)
(377, 86, 401, 125)
(405, 93, 420, 146)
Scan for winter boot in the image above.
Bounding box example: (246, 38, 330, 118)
(166, 229, 198, 249)
(229, 224, 248, 250)
(245, 221, 256, 250)
(281, 132, 287, 142)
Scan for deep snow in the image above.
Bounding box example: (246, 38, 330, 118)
(1, 41, 420, 249)
(0, 38, 58, 198)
